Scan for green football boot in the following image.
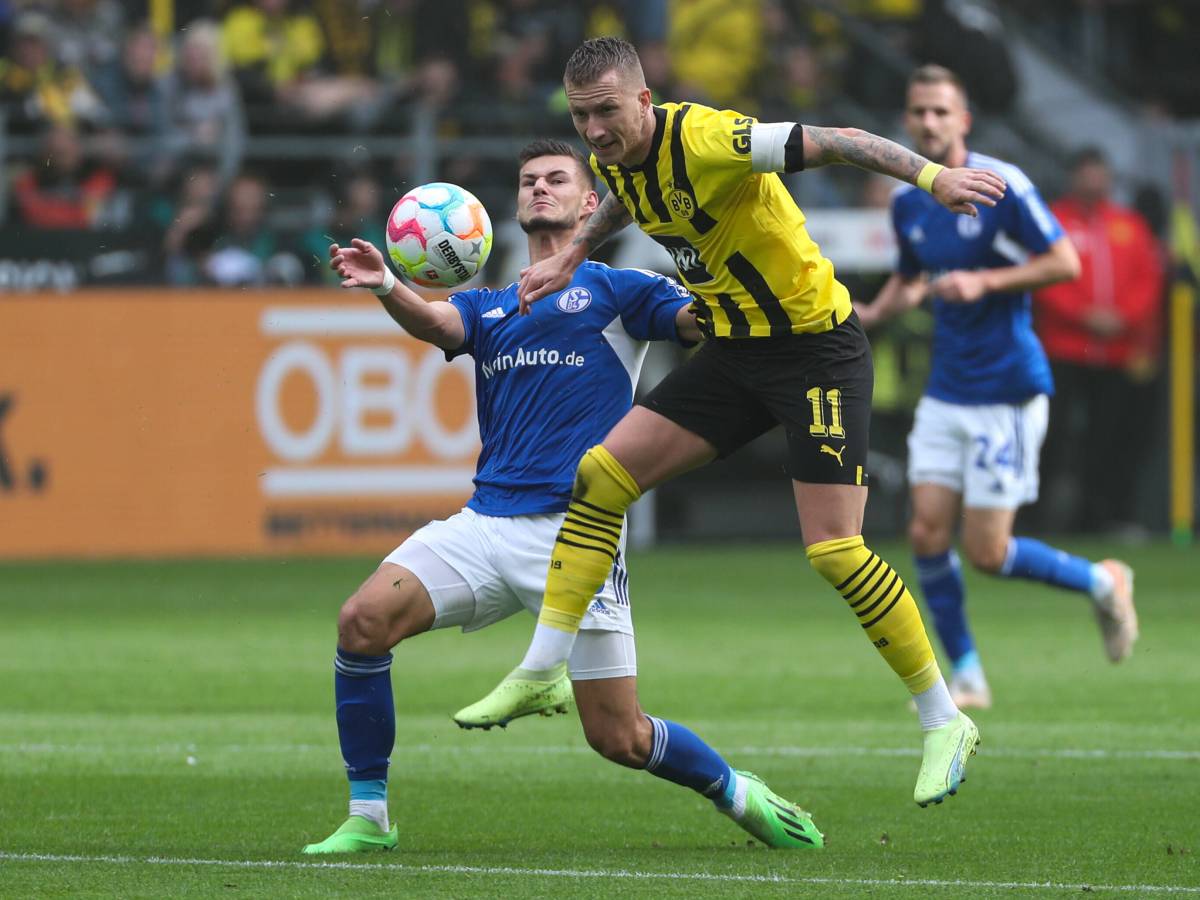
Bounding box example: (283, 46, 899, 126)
(452, 663, 573, 730)
(301, 816, 398, 855)
(914, 711, 980, 807)
(723, 770, 824, 849)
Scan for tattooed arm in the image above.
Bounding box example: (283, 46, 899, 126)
(518, 193, 634, 312)
(802, 126, 1006, 216)
(570, 192, 634, 256)
(803, 126, 928, 182)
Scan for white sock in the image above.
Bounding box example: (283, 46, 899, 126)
(1089, 563, 1116, 608)
(519, 622, 577, 672)
(717, 772, 749, 820)
(349, 799, 388, 832)
(913, 677, 959, 731)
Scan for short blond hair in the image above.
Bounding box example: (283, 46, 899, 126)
(908, 64, 968, 104)
(564, 36, 644, 88)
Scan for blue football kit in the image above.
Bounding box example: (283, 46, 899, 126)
(892, 152, 1110, 678)
(447, 260, 693, 516)
(892, 151, 1063, 404)
(324, 261, 763, 840)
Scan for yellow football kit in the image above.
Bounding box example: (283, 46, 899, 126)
(538, 100, 943, 708)
(591, 102, 853, 338)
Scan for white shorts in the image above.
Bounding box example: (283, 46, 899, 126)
(383, 507, 636, 680)
(907, 394, 1049, 509)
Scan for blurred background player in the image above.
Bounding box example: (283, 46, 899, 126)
(855, 66, 1139, 709)
(1035, 147, 1166, 537)
(473, 36, 1007, 808)
(302, 139, 823, 855)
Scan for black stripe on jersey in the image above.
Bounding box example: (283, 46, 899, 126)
(725, 251, 792, 334)
(715, 292, 751, 337)
(617, 166, 649, 224)
(670, 104, 717, 234)
(638, 106, 671, 222)
(597, 166, 626, 209)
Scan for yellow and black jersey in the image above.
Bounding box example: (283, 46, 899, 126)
(591, 102, 852, 338)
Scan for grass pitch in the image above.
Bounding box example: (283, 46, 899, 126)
(1, 542, 1198, 898)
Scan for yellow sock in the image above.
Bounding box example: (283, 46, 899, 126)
(538, 445, 641, 634)
(807, 536, 941, 694)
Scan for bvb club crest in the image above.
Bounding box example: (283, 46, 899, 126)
(668, 189, 695, 220)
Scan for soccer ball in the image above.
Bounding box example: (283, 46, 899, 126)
(385, 182, 493, 288)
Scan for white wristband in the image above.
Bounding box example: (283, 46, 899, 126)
(372, 267, 396, 296)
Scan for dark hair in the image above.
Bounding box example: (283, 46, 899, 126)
(564, 36, 644, 87)
(1069, 146, 1108, 171)
(908, 64, 968, 104)
(518, 138, 595, 189)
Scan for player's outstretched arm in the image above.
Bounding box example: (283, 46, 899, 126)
(329, 239, 465, 350)
(801, 126, 1006, 216)
(518, 193, 633, 314)
(854, 273, 927, 329)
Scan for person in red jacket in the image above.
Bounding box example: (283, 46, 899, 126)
(1035, 147, 1165, 532)
(11, 125, 116, 229)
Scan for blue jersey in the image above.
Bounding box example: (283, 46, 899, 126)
(447, 261, 692, 516)
(891, 151, 1063, 404)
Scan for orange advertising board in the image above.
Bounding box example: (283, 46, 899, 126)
(0, 289, 479, 558)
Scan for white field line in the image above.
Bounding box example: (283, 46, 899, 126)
(1, 742, 1198, 761)
(1, 852, 1198, 894)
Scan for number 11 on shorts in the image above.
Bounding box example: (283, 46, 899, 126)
(807, 387, 845, 438)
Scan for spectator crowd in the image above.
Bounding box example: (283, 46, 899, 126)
(0, 0, 1182, 295)
(0, 0, 1060, 286)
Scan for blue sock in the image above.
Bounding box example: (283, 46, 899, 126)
(953, 648, 983, 678)
(350, 778, 387, 802)
(915, 550, 974, 668)
(1000, 537, 1093, 594)
(644, 715, 735, 807)
(335, 648, 395, 796)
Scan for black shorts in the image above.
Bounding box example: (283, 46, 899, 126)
(639, 312, 873, 485)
